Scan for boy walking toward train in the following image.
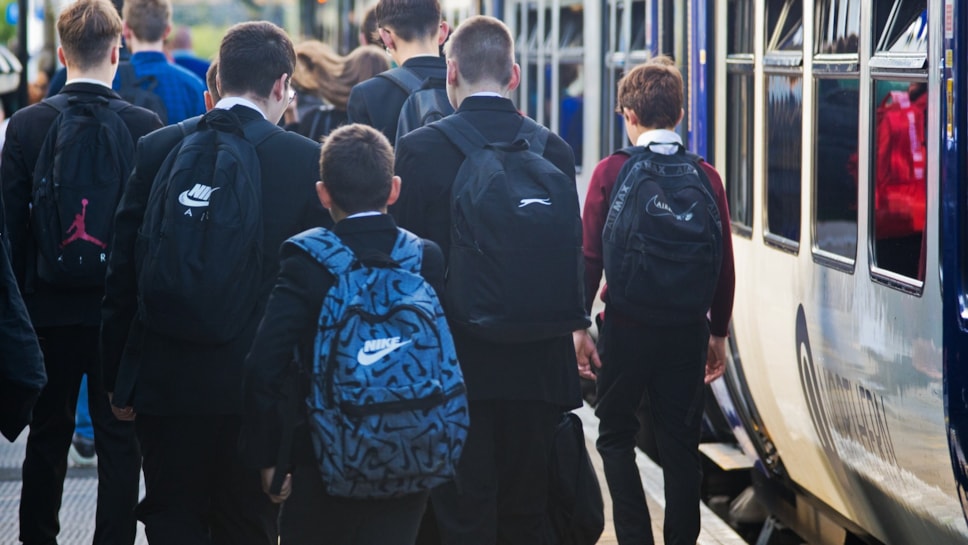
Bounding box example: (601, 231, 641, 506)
(574, 55, 736, 545)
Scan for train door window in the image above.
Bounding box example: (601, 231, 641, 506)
(869, 1, 927, 284)
(764, 0, 803, 250)
(812, 0, 860, 265)
(726, 0, 754, 234)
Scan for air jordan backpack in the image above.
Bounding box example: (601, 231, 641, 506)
(30, 94, 135, 288)
(286, 227, 469, 498)
(432, 115, 589, 343)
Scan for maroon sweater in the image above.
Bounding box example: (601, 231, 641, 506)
(582, 152, 736, 337)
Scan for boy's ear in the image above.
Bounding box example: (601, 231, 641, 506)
(386, 176, 402, 207)
(316, 181, 332, 210)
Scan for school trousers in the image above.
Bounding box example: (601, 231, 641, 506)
(594, 314, 709, 545)
(279, 463, 428, 545)
(135, 414, 278, 545)
(432, 399, 559, 545)
(20, 325, 140, 545)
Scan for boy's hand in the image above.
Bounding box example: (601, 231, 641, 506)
(705, 335, 727, 384)
(573, 329, 601, 380)
(260, 467, 292, 503)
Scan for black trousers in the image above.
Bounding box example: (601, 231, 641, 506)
(20, 325, 140, 545)
(594, 315, 709, 545)
(279, 464, 428, 545)
(432, 399, 559, 545)
(135, 414, 278, 545)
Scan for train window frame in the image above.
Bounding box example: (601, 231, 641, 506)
(726, 0, 755, 237)
(762, 70, 804, 254)
(869, 0, 927, 71)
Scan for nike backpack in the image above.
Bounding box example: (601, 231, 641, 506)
(432, 115, 589, 343)
(286, 227, 469, 498)
(379, 67, 454, 143)
(30, 94, 135, 288)
(117, 62, 169, 125)
(136, 109, 278, 344)
(602, 144, 723, 324)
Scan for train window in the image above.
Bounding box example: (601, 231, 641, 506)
(815, 0, 860, 54)
(765, 74, 803, 247)
(727, 72, 754, 232)
(874, 0, 928, 54)
(728, 0, 754, 55)
(870, 79, 927, 281)
(813, 79, 859, 262)
(766, 0, 803, 52)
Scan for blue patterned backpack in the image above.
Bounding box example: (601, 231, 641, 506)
(286, 226, 469, 498)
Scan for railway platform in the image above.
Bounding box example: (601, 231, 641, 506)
(0, 404, 747, 545)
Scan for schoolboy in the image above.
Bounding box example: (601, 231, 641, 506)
(240, 123, 444, 545)
(574, 55, 736, 545)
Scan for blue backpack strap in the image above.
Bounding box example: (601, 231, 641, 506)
(390, 229, 424, 275)
(431, 114, 490, 157)
(285, 227, 354, 276)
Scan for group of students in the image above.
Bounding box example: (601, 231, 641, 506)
(0, 0, 735, 545)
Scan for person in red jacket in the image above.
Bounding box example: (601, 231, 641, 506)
(573, 55, 735, 545)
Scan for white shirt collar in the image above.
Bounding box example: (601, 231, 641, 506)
(635, 129, 682, 152)
(469, 91, 503, 98)
(214, 97, 267, 120)
(346, 211, 383, 219)
(64, 78, 112, 89)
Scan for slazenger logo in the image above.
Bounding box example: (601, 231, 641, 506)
(646, 195, 697, 221)
(519, 198, 551, 208)
(178, 184, 220, 207)
(356, 336, 412, 366)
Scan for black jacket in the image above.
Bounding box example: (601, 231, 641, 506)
(392, 96, 582, 408)
(100, 104, 331, 416)
(346, 56, 447, 146)
(1, 82, 163, 327)
(0, 195, 45, 441)
(239, 214, 445, 468)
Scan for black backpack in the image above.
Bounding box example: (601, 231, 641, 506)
(543, 412, 605, 545)
(432, 115, 589, 343)
(602, 144, 723, 324)
(136, 109, 279, 344)
(117, 62, 169, 124)
(379, 67, 453, 143)
(30, 94, 135, 288)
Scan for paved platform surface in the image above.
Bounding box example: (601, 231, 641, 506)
(0, 404, 746, 545)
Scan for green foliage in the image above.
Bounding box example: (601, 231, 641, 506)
(0, 0, 17, 46)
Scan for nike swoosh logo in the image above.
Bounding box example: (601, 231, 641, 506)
(356, 339, 412, 366)
(178, 191, 213, 207)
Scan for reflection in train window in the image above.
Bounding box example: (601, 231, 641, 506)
(816, 0, 860, 54)
(871, 79, 927, 280)
(874, 0, 928, 53)
(767, 0, 803, 52)
(728, 0, 754, 55)
(727, 72, 754, 231)
(766, 75, 803, 245)
(814, 78, 858, 260)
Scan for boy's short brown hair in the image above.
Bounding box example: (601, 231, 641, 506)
(57, 0, 122, 71)
(122, 0, 170, 43)
(444, 15, 513, 87)
(320, 124, 394, 215)
(375, 0, 441, 42)
(218, 21, 295, 99)
(617, 55, 683, 130)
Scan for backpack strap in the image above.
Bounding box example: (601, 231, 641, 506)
(378, 67, 424, 95)
(431, 114, 491, 157)
(118, 62, 158, 92)
(513, 118, 550, 156)
(390, 229, 424, 275)
(286, 227, 355, 277)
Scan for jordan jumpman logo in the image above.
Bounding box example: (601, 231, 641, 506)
(61, 198, 107, 249)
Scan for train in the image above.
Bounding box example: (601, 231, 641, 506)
(262, 0, 968, 543)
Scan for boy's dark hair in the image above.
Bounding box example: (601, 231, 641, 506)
(205, 57, 220, 103)
(320, 124, 394, 214)
(444, 16, 513, 87)
(617, 55, 682, 130)
(375, 0, 441, 42)
(360, 5, 382, 47)
(57, 0, 122, 71)
(218, 21, 295, 99)
(122, 0, 170, 43)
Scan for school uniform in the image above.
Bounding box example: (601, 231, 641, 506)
(581, 130, 735, 545)
(347, 55, 446, 145)
(1, 81, 161, 545)
(240, 213, 445, 545)
(100, 100, 330, 545)
(393, 94, 583, 545)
